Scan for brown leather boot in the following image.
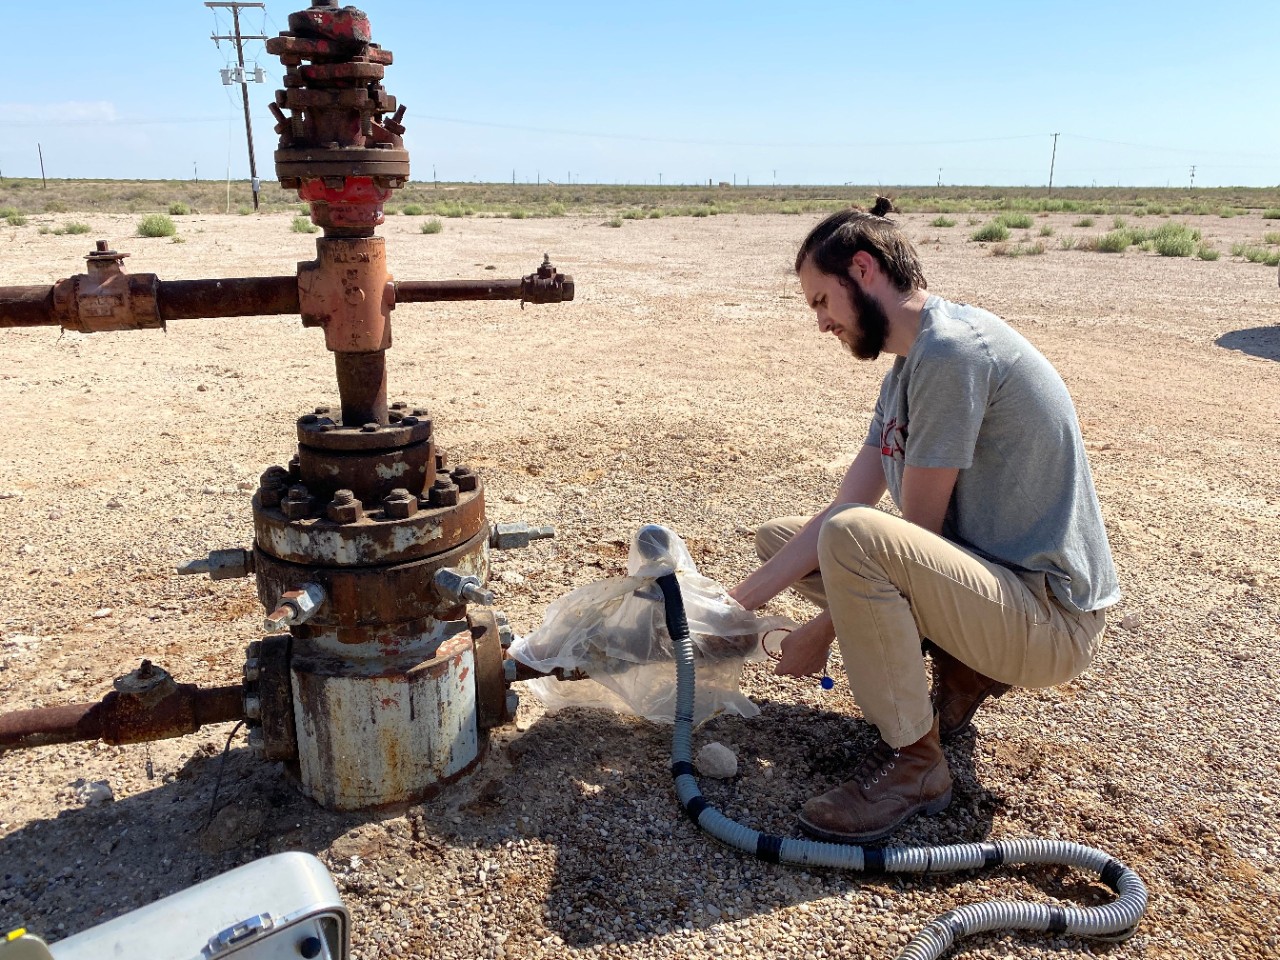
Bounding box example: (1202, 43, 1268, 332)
(929, 643, 1012, 740)
(797, 715, 952, 843)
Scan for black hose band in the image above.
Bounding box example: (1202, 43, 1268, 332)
(981, 843, 1003, 868)
(863, 847, 885, 872)
(1046, 907, 1068, 934)
(684, 795, 709, 823)
(940, 911, 966, 938)
(1100, 858, 1125, 889)
(656, 573, 689, 641)
(671, 761, 696, 779)
(756, 834, 784, 864)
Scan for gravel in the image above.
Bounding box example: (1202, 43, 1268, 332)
(1, 211, 1277, 959)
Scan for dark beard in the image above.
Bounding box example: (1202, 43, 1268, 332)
(840, 275, 889, 360)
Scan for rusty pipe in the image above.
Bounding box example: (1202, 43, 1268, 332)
(0, 684, 245, 751)
(0, 286, 57, 327)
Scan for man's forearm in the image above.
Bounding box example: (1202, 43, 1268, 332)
(731, 510, 826, 610)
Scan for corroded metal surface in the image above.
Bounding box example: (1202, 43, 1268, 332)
(0, 671, 245, 751)
(290, 624, 480, 810)
(296, 437, 435, 503)
(253, 526, 489, 631)
(252, 483, 483, 567)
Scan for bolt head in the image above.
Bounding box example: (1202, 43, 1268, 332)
(325, 491, 362, 524)
(361, 422, 380, 433)
(314, 406, 331, 415)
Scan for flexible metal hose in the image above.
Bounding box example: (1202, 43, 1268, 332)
(654, 570, 1148, 960)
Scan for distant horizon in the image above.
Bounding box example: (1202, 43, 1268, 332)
(3, 2, 1277, 190)
(3, 177, 1278, 194)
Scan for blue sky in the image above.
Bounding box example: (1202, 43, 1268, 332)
(2, 1, 1277, 188)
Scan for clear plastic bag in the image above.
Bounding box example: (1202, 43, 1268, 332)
(509, 525, 794, 726)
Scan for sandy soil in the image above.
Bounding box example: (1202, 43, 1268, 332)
(0, 210, 1277, 959)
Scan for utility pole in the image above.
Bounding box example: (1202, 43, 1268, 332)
(1189, 165, 1196, 189)
(207, 2, 268, 210)
(937, 167, 942, 188)
(37, 144, 47, 188)
(1048, 132, 1060, 190)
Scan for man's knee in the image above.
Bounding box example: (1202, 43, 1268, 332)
(817, 503, 883, 564)
(755, 516, 803, 562)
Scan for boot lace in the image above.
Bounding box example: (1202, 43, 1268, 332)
(853, 740, 900, 790)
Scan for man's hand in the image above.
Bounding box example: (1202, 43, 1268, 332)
(773, 611, 836, 677)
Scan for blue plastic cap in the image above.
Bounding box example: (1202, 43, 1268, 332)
(820, 676, 835, 690)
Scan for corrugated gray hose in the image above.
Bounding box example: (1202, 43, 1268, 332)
(654, 571, 1148, 960)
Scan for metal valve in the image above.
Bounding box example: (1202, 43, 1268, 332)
(489, 522, 555, 551)
(433, 567, 494, 606)
(175, 548, 255, 580)
(263, 583, 327, 631)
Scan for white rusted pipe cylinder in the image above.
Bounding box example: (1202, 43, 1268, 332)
(289, 623, 481, 810)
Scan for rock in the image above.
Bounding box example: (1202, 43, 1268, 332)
(201, 804, 267, 853)
(497, 570, 526, 585)
(695, 742, 738, 779)
(201, 486, 218, 495)
(1120, 613, 1142, 631)
(105, 498, 123, 509)
(71, 779, 113, 806)
(92, 608, 112, 619)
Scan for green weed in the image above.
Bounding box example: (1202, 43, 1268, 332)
(930, 215, 957, 228)
(970, 221, 1010, 242)
(62, 222, 91, 235)
(1038, 225, 1054, 237)
(402, 203, 427, 216)
(621, 209, 645, 220)
(1230, 242, 1248, 257)
(291, 215, 318, 234)
(1150, 222, 1199, 257)
(6, 213, 27, 227)
(1263, 232, 1280, 245)
(38, 225, 51, 235)
(1073, 217, 1095, 228)
(606, 217, 623, 227)
(137, 214, 175, 237)
(508, 208, 530, 219)
(1196, 246, 1220, 261)
(168, 202, 190, 216)
(420, 218, 443, 234)
(237, 206, 252, 216)
(967, 216, 981, 226)
(1095, 230, 1131, 253)
(1262, 209, 1280, 219)
(1059, 235, 1077, 250)
(996, 212, 1033, 229)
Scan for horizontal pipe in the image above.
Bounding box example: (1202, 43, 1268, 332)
(394, 279, 525, 302)
(159, 276, 299, 320)
(0, 275, 559, 328)
(0, 286, 58, 327)
(0, 684, 245, 751)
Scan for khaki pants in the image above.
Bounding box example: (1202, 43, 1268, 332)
(757, 506, 1107, 748)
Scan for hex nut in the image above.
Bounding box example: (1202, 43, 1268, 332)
(325, 489, 363, 524)
(383, 488, 417, 519)
(429, 478, 459, 507)
(244, 658, 261, 683)
(247, 728, 265, 758)
(451, 466, 479, 492)
(281, 485, 314, 520)
(244, 695, 262, 721)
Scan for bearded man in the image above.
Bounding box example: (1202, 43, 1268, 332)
(730, 205, 1118, 843)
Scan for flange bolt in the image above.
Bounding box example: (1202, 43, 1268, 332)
(428, 477, 459, 507)
(383, 487, 418, 519)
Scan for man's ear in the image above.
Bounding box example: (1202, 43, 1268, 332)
(847, 250, 877, 284)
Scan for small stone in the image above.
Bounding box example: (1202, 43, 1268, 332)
(197, 384, 208, 392)
(1120, 613, 1142, 631)
(380, 901, 392, 915)
(92, 608, 112, 619)
(201, 486, 218, 495)
(71, 778, 113, 806)
(236, 480, 255, 491)
(695, 742, 738, 779)
(497, 570, 526, 585)
(105, 498, 123, 509)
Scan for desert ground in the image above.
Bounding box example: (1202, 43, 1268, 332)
(0, 209, 1277, 960)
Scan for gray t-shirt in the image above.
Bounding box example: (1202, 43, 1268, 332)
(866, 295, 1119, 612)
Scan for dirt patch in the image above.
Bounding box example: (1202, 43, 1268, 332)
(1, 211, 1277, 959)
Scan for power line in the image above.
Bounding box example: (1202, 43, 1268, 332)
(206, 1, 269, 210)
